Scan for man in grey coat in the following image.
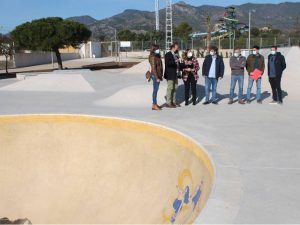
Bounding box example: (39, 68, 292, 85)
(229, 48, 246, 104)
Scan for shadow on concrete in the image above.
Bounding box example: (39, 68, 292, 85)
(176, 84, 205, 105)
(0, 73, 17, 80)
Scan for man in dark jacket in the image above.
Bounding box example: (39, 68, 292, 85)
(246, 45, 265, 104)
(229, 48, 247, 105)
(268, 46, 286, 105)
(164, 43, 180, 108)
(202, 46, 225, 105)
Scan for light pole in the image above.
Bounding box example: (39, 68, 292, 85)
(248, 9, 256, 52)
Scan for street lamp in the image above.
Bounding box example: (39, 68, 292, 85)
(248, 9, 256, 51)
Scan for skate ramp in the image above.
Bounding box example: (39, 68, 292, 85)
(0, 115, 214, 224)
(0, 74, 95, 93)
(94, 84, 168, 108)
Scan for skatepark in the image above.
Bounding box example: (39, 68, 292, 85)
(0, 46, 300, 224)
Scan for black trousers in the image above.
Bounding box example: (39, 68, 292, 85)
(269, 75, 282, 102)
(184, 74, 197, 104)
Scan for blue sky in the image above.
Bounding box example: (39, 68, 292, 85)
(0, 0, 299, 32)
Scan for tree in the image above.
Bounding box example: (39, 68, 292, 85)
(11, 17, 91, 70)
(174, 22, 193, 41)
(117, 30, 136, 41)
(251, 27, 260, 37)
(0, 43, 13, 74)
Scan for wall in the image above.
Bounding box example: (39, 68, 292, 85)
(14, 52, 80, 68)
(79, 41, 101, 58)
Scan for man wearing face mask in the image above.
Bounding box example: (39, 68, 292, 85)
(202, 46, 225, 105)
(164, 43, 181, 108)
(229, 48, 247, 105)
(268, 46, 286, 105)
(246, 45, 265, 104)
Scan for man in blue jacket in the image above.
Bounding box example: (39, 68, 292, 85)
(202, 46, 225, 105)
(268, 46, 286, 105)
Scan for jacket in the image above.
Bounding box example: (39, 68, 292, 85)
(230, 55, 246, 75)
(164, 51, 178, 80)
(149, 53, 163, 80)
(202, 55, 225, 79)
(246, 54, 265, 75)
(182, 58, 200, 81)
(268, 52, 286, 77)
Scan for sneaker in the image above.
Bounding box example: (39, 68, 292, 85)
(239, 100, 246, 105)
(257, 100, 263, 104)
(193, 102, 196, 106)
(246, 100, 251, 104)
(166, 104, 176, 108)
(185, 102, 189, 106)
(278, 101, 283, 105)
(212, 101, 219, 105)
(203, 101, 210, 105)
(228, 100, 234, 105)
(269, 101, 278, 105)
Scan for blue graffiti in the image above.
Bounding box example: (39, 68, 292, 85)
(184, 186, 190, 204)
(192, 186, 202, 211)
(170, 185, 202, 224)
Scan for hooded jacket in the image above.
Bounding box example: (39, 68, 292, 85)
(268, 52, 286, 77)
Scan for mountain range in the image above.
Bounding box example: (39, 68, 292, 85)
(67, 1, 300, 39)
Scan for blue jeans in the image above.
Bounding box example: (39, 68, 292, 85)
(247, 77, 262, 101)
(151, 75, 160, 105)
(230, 75, 244, 100)
(205, 77, 218, 102)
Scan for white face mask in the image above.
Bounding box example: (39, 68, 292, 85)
(234, 53, 240, 57)
(210, 51, 215, 56)
(253, 50, 257, 55)
(187, 52, 193, 58)
(155, 49, 160, 55)
(271, 50, 276, 55)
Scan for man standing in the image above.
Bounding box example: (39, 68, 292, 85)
(202, 46, 225, 105)
(229, 48, 246, 105)
(268, 46, 286, 105)
(246, 46, 265, 104)
(164, 43, 180, 108)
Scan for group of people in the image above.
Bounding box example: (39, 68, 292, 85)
(148, 43, 286, 111)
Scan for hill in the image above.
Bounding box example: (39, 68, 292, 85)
(67, 1, 300, 39)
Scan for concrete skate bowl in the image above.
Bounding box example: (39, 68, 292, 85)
(0, 115, 215, 224)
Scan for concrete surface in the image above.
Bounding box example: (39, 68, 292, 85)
(0, 115, 214, 224)
(0, 57, 143, 74)
(0, 46, 300, 224)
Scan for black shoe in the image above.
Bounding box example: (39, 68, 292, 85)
(212, 101, 219, 105)
(246, 100, 251, 104)
(228, 100, 234, 105)
(203, 101, 210, 105)
(278, 101, 283, 105)
(193, 102, 196, 106)
(185, 102, 189, 106)
(257, 100, 263, 104)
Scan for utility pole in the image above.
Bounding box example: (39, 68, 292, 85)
(165, 0, 173, 50)
(155, 0, 160, 31)
(248, 9, 256, 51)
(205, 15, 212, 49)
(248, 11, 251, 51)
